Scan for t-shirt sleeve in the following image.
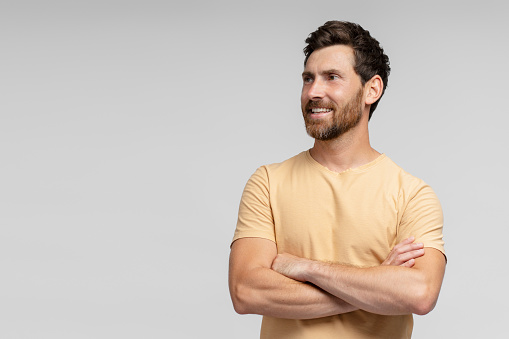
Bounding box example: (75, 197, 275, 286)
(397, 181, 445, 257)
(232, 166, 276, 245)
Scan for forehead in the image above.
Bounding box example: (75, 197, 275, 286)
(304, 45, 356, 73)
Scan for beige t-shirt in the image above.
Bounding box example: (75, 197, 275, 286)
(233, 151, 445, 339)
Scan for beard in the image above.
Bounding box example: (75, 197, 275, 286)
(302, 87, 364, 141)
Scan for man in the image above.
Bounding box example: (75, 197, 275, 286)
(229, 21, 446, 338)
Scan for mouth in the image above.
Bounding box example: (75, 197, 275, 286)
(306, 107, 333, 119)
(310, 108, 333, 114)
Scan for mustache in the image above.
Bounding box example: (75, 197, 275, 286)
(305, 100, 337, 111)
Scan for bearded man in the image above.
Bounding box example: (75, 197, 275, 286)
(229, 21, 446, 339)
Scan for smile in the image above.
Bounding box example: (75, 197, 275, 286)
(310, 108, 333, 114)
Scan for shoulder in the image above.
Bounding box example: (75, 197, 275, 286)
(251, 151, 309, 180)
(241, 151, 309, 192)
(264, 151, 308, 171)
(382, 158, 443, 228)
(381, 157, 434, 197)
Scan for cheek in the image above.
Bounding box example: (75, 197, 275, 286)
(300, 90, 308, 105)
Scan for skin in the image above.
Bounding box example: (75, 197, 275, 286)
(229, 237, 425, 319)
(229, 44, 446, 318)
(301, 44, 381, 173)
(302, 77, 364, 141)
(271, 249, 445, 315)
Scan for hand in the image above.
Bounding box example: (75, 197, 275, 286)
(381, 237, 424, 268)
(271, 253, 310, 282)
(272, 236, 425, 282)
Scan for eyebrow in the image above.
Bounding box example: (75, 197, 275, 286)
(302, 69, 346, 78)
(302, 71, 313, 78)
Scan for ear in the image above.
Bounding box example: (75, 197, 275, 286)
(364, 75, 383, 106)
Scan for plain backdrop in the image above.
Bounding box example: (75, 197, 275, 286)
(1, 1, 508, 338)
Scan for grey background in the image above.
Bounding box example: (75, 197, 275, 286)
(1, 0, 507, 338)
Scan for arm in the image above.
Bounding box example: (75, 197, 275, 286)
(229, 167, 349, 319)
(272, 247, 446, 316)
(229, 237, 355, 319)
(229, 236, 427, 319)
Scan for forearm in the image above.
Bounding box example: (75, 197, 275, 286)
(231, 266, 357, 319)
(273, 249, 445, 316)
(306, 263, 428, 315)
(229, 238, 357, 319)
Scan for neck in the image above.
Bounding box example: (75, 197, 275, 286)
(309, 113, 380, 173)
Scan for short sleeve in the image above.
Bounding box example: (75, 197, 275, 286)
(232, 166, 276, 245)
(397, 182, 445, 257)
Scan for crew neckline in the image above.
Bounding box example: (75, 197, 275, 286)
(304, 149, 387, 176)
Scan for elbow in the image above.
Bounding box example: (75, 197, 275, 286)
(231, 296, 249, 315)
(411, 284, 438, 315)
(232, 301, 249, 315)
(230, 282, 255, 315)
(412, 297, 436, 316)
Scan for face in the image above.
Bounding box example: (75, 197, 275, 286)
(301, 45, 365, 141)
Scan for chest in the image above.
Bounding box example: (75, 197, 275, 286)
(270, 175, 399, 266)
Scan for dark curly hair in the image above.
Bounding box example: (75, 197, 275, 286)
(304, 21, 390, 119)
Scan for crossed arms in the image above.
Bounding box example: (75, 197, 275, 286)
(229, 237, 445, 319)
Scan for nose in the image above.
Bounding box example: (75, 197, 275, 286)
(305, 79, 325, 101)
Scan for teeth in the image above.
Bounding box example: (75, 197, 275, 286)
(311, 108, 332, 113)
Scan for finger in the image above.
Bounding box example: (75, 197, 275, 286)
(392, 242, 424, 256)
(381, 251, 400, 266)
(400, 258, 415, 268)
(391, 237, 416, 253)
(394, 249, 425, 265)
(382, 240, 423, 266)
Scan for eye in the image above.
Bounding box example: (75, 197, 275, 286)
(303, 76, 313, 84)
(328, 74, 339, 80)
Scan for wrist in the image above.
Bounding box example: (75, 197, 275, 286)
(302, 258, 318, 282)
